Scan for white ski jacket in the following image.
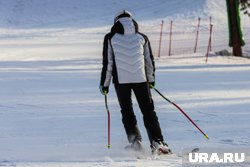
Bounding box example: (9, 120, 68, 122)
(100, 17, 155, 87)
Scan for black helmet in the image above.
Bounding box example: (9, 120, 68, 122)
(114, 10, 132, 23)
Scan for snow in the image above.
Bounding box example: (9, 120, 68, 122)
(0, 0, 250, 166)
(0, 0, 226, 28)
(1, 55, 250, 167)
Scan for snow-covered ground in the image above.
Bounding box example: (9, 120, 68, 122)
(0, 54, 250, 167)
(0, 0, 227, 28)
(0, 0, 250, 166)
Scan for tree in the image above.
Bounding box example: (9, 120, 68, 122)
(226, 0, 245, 56)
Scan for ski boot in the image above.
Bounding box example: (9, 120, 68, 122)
(151, 140, 172, 155)
(125, 139, 143, 151)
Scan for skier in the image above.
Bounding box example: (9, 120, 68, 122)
(99, 10, 171, 154)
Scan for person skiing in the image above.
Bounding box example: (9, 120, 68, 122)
(99, 10, 171, 154)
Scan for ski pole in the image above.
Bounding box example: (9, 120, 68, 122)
(152, 87, 209, 140)
(104, 92, 111, 149)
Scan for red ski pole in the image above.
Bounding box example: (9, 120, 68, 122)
(152, 87, 209, 140)
(104, 93, 111, 149)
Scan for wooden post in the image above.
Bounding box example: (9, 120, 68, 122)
(194, 17, 201, 53)
(169, 20, 173, 56)
(158, 20, 164, 58)
(209, 16, 212, 52)
(206, 24, 213, 63)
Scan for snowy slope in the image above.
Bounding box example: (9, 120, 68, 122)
(0, 0, 249, 61)
(0, 0, 250, 167)
(0, 0, 226, 28)
(0, 54, 250, 167)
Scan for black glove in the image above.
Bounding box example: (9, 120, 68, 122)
(149, 82, 155, 89)
(99, 85, 109, 95)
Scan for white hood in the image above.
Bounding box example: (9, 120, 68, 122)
(117, 17, 136, 35)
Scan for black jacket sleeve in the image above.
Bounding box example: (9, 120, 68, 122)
(100, 33, 114, 87)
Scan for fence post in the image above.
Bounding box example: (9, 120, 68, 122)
(169, 20, 173, 56)
(158, 20, 164, 58)
(194, 17, 201, 53)
(206, 24, 213, 63)
(209, 16, 212, 52)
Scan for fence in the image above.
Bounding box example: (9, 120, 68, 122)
(139, 17, 250, 59)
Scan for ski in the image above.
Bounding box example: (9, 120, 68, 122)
(177, 147, 200, 158)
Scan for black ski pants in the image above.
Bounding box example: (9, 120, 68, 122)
(114, 82, 163, 144)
